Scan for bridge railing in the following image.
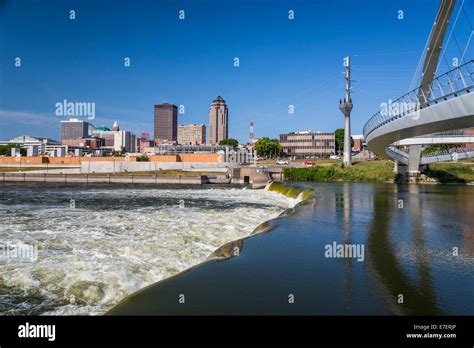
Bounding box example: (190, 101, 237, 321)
(420, 146, 474, 158)
(363, 60, 474, 139)
(385, 146, 409, 161)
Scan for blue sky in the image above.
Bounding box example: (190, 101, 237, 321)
(1, 0, 473, 142)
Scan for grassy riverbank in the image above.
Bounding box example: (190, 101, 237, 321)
(283, 160, 395, 182)
(282, 160, 474, 183)
(425, 161, 474, 183)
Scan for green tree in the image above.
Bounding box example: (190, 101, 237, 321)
(421, 144, 462, 155)
(218, 138, 239, 149)
(335, 128, 354, 155)
(136, 154, 150, 162)
(113, 147, 127, 157)
(255, 137, 283, 159)
(0, 144, 25, 156)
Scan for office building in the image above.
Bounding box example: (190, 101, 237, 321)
(154, 103, 177, 143)
(178, 124, 206, 145)
(93, 126, 114, 147)
(60, 119, 93, 141)
(208, 96, 228, 145)
(114, 130, 136, 153)
(0, 135, 59, 147)
(352, 135, 364, 152)
(0, 135, 60, 156)
(61, 137, 105, 149)
(92, 122, 136, 152)
(137, 139, 155, 153)
(279, 131, 336, 158)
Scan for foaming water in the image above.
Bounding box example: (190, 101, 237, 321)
(266, 181, 316, 200)
(0, 183, 295, 315)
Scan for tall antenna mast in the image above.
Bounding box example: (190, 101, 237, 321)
(339, 56, 353, 166)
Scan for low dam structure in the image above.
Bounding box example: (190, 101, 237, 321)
(0, 172, 230, 185)
(0, 164, 283, 187)
(228, 166, 284, 188)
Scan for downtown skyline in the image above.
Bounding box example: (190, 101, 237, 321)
(1, 0, 473, 143)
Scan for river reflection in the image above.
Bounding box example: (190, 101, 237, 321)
(366, 184, 439, 314)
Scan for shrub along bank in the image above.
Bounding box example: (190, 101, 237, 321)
(282, 161, 394, 182)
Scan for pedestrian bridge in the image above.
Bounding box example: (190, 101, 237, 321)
(363, 60, 474, 173)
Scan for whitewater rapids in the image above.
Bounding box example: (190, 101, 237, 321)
(0, 183, 296, 315)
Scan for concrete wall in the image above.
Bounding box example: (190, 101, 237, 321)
(0, 157, 139, 165)
(149, 153, 221, 162)
(177, 153, 222, 162)
(0, 153, 221, 165)
(228, 167, 271, 188)
(80, 161, 226, 173)
(149, 155, 179, 162)
(0, 173, 205, 184)
(0, 157, 48, 164)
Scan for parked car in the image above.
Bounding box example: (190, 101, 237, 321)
(276, 160, 289, 165)
(303, 161, 316, 166)
(329, 155, 340, 160)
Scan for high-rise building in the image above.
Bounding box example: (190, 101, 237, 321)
(114, 130, 136, 153)
(279, 131, 336, 158)
(208, 96, 228, 145)
(178, 124, 206, 145)
(60, 119, 93, 142)
(154, 103, 177, 143)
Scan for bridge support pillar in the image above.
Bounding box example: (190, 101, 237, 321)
(407, 145, 422, 176)
(393, 160, 408, 176)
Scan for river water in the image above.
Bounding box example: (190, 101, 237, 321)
(110, 182, 474, 315)
(0, 183, 294, 315)
(1, 182, 473, 315)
